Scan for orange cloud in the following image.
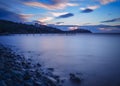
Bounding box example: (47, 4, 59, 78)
(88, 5, 100, 10)
(20, 14, 34, 19)
(38, 17, 53, 22)
(98, 0, 116, 4)
(99, 27, 120, 31)
(24, 1, 78, 10)
(69, 26, 78, 30)
(80, 5, 100, 10)
(50, 12, 69, 17)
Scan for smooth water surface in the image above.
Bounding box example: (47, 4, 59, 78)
(0, 34, 120, 86)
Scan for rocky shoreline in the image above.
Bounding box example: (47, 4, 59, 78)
(0, 45, 82, 86)
(0, 45, 64, 86)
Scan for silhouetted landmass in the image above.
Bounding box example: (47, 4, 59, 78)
(67, 29, 92, 33)
(0, 20, 92, 34)
(0, 20, 62, 34)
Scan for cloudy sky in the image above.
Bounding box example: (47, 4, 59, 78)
(0, 0, 120, 32)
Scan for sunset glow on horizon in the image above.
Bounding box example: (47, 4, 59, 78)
(0, 0, 120, 33)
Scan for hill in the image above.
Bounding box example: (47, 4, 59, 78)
(67, 28, 92, 33)
(0, 20, 62, 34)
(0, 20, 92, 34)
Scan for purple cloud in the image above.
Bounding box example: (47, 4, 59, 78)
(81, 8, 93, 13)
(57, 13, 74, 18)
(101, 18, 120, 23)
(0, 8, 25, 22)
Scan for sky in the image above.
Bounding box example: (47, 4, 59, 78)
(0, 0, 120, 32)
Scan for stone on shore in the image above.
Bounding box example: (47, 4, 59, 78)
(69, 73, 81, 84)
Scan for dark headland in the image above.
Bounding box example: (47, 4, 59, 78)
(0, 20, 92, 34)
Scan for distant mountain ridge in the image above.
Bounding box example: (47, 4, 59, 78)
(0, 20, 92, 34)
(52, 24, 120, 33)
(68, 28, 91, 33)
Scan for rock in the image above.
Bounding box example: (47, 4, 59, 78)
(69, 73, 81, 84)
(52, 75, 60, 83)
(22, 61, 31, 69)
(47, 68, 54, 72)
(37, 63, 41, 67)
(5, 79, 13, 86)
(44, 76, 57, 86)
(24, 79, 33, 86)
(3, 73, 12, 79)
(0, 71, 4, 80)
(22, 61, 26, 66)
(53, 75, 59, 79)
(24, 73, 31, 80)
(0, 80, 7, 86)
(35, 70, 42, 78)
(0, 61, 4, 70)
(61, 79, 65, 83)
(11, 70, 24, 82)
(24, 82, 33, 86)
(34, 81, 42, 86)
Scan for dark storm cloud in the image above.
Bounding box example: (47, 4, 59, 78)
(0, 0, 28, 22)
(81, 8, 93, 13)
(56, 22, 64, 24)
(57, 13, 74, 18)
(101, 18, 120, 23)
(0, 8, 25, 22)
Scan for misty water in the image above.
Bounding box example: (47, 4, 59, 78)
(0, 34, 120, 86)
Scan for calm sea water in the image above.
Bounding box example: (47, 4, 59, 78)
(0, 34, 120, 86)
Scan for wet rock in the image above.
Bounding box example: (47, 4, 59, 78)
(0, 80, 7, 86)
(47, 68, 54, 72)
(44, 69, 53, 77)
(35, 70, 42, 78)
(3, 73, 12, 79)
(24, 73, 31, 80)
(44, 76, 57, 86)
(11, 70, 24, 82)
(53, 75, 60, 79)
(24, 79, 33, 86)
(61, 79, 65, 83)
(69, 73, 81, 84)
(24, 82, 33, 86)
(0, 61, 4, 70)
(22, 61, 26, 66)
(5, 79, 13, 86)
(37, 63, 41, 67)
(34, 81, 42, 86)
(52, 75, 60, 83)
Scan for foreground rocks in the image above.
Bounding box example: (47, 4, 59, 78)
(0, 45, 63, 86)
(69, 73, 81, 84)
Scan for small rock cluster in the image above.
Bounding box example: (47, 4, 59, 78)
(69, 73, 81, 84)
(0, 45, 63, 86)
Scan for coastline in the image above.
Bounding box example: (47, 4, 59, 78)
(0, 44, 63, 86)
